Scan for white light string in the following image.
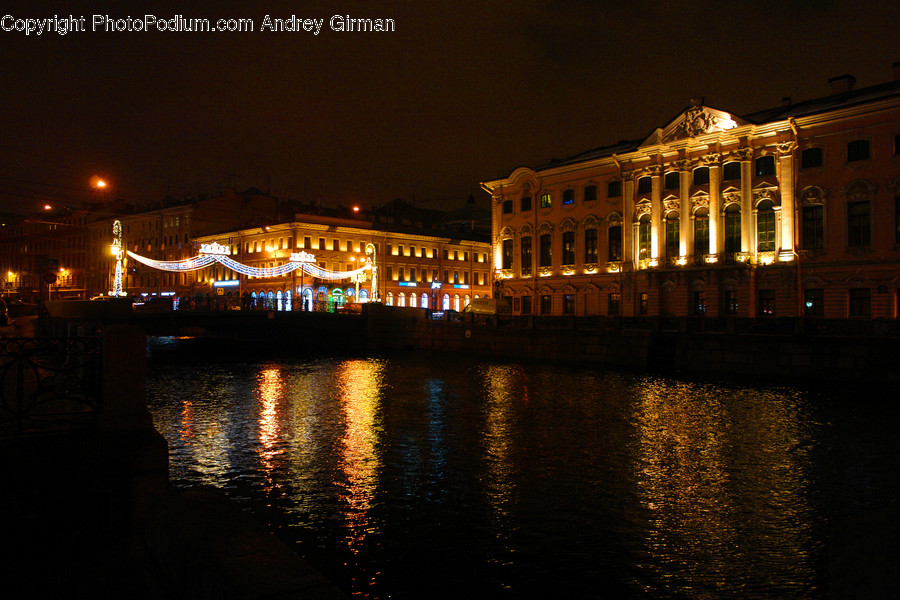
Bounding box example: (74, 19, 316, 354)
(126, 250, 370, 281)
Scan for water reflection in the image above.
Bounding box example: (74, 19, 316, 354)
(145, 351, 896, 600)
(633, 380, 817, 597)
(256, 366, 284, 492)
(335, 359, 385, 556)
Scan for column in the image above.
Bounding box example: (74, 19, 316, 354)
(623, 175, 635, 268)
(739, 149, 753, 255)
(708, 158, 722, 256)
(650, 166, 662, 264)
(679, 163, 691, 259)
(778, 142, 796, 260)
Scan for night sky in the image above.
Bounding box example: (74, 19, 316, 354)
(2, 1, 898, 214)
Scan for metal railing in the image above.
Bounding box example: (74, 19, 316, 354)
(0, 337, 103, 437)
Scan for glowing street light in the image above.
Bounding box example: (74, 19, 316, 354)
(90, 175, 108, 190)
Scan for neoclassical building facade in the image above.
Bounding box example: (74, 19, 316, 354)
(482, 73, 900, 320)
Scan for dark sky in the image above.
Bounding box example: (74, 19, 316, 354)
(2, 0, 899, 214)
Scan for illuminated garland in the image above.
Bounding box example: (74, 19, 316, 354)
(126, 250, 369, 280)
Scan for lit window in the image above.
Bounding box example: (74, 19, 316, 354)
(694, 209, 709, 256)
(804, 289, 824, 316)
(758, 290, 775, 316)
(757, 201, 776, 252)
(540, 193, 552, 208)
(724, 205, 741, 254)
(563, 190, 575, 205)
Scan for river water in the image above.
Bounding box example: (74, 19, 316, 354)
(145, 338, 899, 599)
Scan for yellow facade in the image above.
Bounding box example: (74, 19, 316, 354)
(482, 75, 900, 320)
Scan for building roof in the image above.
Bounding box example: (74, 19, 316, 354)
(520, 76, 900, 174)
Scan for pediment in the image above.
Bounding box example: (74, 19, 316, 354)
(641, 104, 746, 147)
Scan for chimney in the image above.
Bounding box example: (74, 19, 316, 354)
(828, 74, 856, 94)
(893, 61, 900, 81)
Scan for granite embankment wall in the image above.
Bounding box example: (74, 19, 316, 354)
(366, 305, 900, 383)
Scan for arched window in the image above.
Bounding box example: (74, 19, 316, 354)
(757, 201, 776, 252)
(724, 204, 741, 253)
(637, 176, 652, 194)
(454, 294, 461, 311)
(410, 294, 417, 308)
(693, 166, 710, 185)
(266, 291, 275, 310)
(386, 292, 393, 306)
(284, 290, 292, 311)
(358, 289, 369, 303)
(584, 227, 598, 263)
(638, 214, 651, 259)
(442, 294, 450, 310)
(464, 295, 470, 308)
(276, 290, 283, 311)
(421, 293, 428, 308)
(398, 292, 406, 307)
(693, 208, 710, 256)
(250, 291, 258, 309)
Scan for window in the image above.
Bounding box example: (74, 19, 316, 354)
(801, 147, 823, 169)
(638, 215, 651, 259)
(802, 205, 824, 250)
(758, 290, 775, 316)
(521, 236, 532, 276)
(346, 240, 353, 252)
(693, 167, 709, 185)
(665, 214, 679, 259)
(639, 292, 648, 315)
(694, 209, 710, 256)
(562, 231, 575, 265)
(540, 193, 552, 208)
(724, 290, 738, 315)
(521, 196, 532, 212)
(723, 162, 741, 181)
(804, 289, 824, 316)
(664, 172, 680, 190)
(502, 200, 513, 214)
(332, 239, 339, 251)
(849, 288, 871, 317)
(847, 139, 870, 162)
(608, 293, 620, 315)
(848, 200, 871, 247)
(757, 201, 776, 252)
(563, 294, 575, 315)
(540, 294, 552, 315)
(725, 205, 741, 253)
(398, 268, 406, 282)
(521, 295, 532, 315)
(607, 180, 622, 198)
(539, 234, 552, 267)
(584, 185, 597, 202)
(637, 176, 652, 194)
(318, 237, 326, 250)
(755, 156, 776, 176)
(502, 239, 513, 270)
(563, 190, 575, 205)
(584, 228, 598, 263)
(608, 225, 622, 262)
(693, 291, 706, 315)
(387, 266, 393, 281)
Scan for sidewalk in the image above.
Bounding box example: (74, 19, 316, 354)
(0, 314, 39, 337)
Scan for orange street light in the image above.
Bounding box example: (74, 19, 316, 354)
(90, 175, 108, 189)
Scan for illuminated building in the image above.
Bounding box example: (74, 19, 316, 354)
(190, 202, 492, 311)
(481, 66, 900, 319)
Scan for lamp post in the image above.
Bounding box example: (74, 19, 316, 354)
(109, 219, 126, 297)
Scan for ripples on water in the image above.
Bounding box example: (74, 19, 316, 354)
(146, 338, 899, 599)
